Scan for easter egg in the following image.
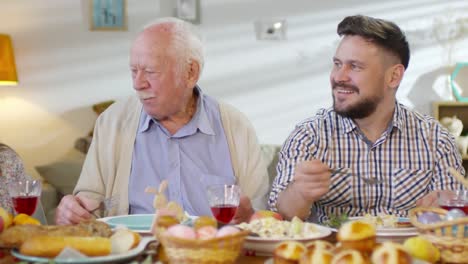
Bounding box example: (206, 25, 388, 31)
(417, 212, 441, 224)
(167, 224, 196, 239)
(444, 209, 466, 221)
(216, 225, 240, 237)
(196, 226, 217, 240)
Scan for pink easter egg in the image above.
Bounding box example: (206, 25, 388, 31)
(167, 224, 196, 239)
(196, 226, 218, 240)
(216, 226, 240, 237)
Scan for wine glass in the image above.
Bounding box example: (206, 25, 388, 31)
(8, 180, 42, 216)
(438, 190, 468, 214)
(206, 184, 240, 224)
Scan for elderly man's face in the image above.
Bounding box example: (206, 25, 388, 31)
(130, 29, 192, 121)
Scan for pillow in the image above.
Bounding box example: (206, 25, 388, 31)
(87, 100, 115, 137)
(35, 149, 85, 195)
(260, 144, 281, 185)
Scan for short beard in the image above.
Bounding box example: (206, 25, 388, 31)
(332, 80, 381, 119)
(333, 96, 379, 119)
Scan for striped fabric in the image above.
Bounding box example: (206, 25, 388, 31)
(269, 103, 465, 223)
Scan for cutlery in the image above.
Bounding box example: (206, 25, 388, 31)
(90, 195, 119, 218)
(329, 168, 382, 185)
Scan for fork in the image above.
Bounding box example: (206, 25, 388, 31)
(89, 195, 119, 217)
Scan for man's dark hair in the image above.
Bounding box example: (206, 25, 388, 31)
(337, 15, 410, 70)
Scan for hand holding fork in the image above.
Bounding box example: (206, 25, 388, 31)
(89, 195, 119, 218)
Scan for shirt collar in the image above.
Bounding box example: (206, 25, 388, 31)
(138, 86, 215, 136)
(339, 101, 404, 134)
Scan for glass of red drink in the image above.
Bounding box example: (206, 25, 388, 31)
(438, 190, 468, 214)
(206, 184, 240, 224)
(8, 180, 42, 216)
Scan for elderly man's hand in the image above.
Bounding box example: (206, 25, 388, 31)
(55, 194, 97, 225)
(231, 195, 254, 224)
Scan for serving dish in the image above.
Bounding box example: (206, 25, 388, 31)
(11, 237, 156, 264)
(243, 223, 332, 256)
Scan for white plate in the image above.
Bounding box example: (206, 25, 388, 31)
(11, 237, 156, 264)
(263, 257, 429, 264)
(99, 214, 198, 234)
(99, 214, 155, 233)
(331, 217, 418, 237)
(243, 224, 332, 256)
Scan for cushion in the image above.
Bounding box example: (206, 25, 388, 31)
(35, 149, 85, 195)
(260, 144, 281, 185)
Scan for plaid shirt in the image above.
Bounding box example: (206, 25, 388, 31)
(269, 103, 465, 223)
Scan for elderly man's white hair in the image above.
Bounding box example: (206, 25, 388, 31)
(142, 17, 205, 77)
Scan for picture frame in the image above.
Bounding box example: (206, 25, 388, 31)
(89, 0, 127, 31)
(176, 0, 201, 24)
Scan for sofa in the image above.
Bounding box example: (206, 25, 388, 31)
(35, 102, 281, 224)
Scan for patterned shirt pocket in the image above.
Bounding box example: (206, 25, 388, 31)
(318, 167, 352, 207)
(391, 168, 432, 211)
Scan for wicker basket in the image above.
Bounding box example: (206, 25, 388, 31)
(409, 207, 468, 263)
(156, 229, 249, 264)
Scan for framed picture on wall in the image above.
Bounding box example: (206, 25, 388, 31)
(89, 0, 127, 31)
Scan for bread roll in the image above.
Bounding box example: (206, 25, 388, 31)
(273, 241, 306, 264)
(371, 242, 412, 264)
(332, 249, 371, 264)
(337, 220, 376, 254)
(299, 248, 333, 264)
(20, 236, 111, 258)
(110, 229, 141, 254)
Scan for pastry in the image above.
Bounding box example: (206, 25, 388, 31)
(337, 220, 376, 254)
(304, 240, 335, 252)
(273, 241, 306, 264)
(299, 248, 333, 264)
(331, 249, 371, 264)
(371, 242, 412, 264)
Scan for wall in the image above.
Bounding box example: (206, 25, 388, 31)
(0, 0, 467, 178)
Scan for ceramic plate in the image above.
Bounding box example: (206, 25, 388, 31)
(99, 214, 198, 233)
(243, 223, 332, 256)
(264, 257, 429, 264)
(11, 237, 156, 264)
(350, 217, 418, 236)
(100, 214, 154, 233)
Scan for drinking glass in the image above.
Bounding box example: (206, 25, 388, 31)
(438, 190, 468, 214)
(8, 180, 42, 216)
(206, 184, 240, 224)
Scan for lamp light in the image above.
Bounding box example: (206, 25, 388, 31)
(254, 19, 287, 41)
(0, 34, 18, 86)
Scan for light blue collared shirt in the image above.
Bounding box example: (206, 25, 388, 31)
(128, 87, 236, 216)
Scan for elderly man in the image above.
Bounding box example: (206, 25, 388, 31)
(56, 17, 268, 225)
(269, 15, 465, 223)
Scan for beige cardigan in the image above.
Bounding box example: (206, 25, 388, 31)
(74, 95, 269, 216)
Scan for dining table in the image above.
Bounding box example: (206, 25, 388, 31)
(0, 234, 334, 264)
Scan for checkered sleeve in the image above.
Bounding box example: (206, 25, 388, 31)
(268, 121, 318, 212)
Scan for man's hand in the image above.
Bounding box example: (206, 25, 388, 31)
(416, 190, 453, 207)
(55, 194, 98, 225)
(277, 159, 331, 220)
(231, 195, 254, 224)
(293, 160, 331, 203)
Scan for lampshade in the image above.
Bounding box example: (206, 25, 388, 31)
(0, 34, 18, 86)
